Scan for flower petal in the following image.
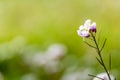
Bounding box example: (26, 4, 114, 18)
(90, 22, 96, 32)
(84, 19, 91, 28)
(93, 73, 115, 80)
(79, 25, 84, 30)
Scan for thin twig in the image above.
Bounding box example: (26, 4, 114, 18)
(100, 38, 107, 52)
(90, 32, 111, 80)
(96, 57, 103, 66)
(84, 41, 97, 49)
(88, 74, 104, 80)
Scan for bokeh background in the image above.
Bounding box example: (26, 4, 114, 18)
(0, 0, 120, 80)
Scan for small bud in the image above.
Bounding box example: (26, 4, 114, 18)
(90, 22, 96, 32)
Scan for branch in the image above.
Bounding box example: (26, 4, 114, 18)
(88, 74, 104, 80)
(84, 41, 96, 49)
(96, 57, 103, 66)
(100, 38, 107, 52)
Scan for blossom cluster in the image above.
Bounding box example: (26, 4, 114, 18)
(77, 19, 96, 38)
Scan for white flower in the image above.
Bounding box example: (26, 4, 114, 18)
(24, 43, 67, 73)
(77, 25, 90, 38)
(77, 19, 96, 38)
(93, 73, 115, 80)
(46, 44, 67, 60)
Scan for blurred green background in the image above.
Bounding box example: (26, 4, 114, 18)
(0, 0, 120, 80)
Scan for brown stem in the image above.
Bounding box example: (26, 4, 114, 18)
(90, 32, 111, 80)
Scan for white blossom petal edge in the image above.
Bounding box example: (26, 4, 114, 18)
(93, 73, 115, 80)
